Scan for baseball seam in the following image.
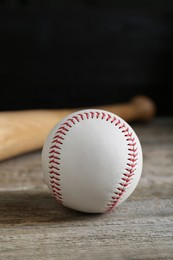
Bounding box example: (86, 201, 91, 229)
(48, 111, 138, 212)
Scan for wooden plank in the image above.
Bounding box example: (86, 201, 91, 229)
(0, 117, 173, 259)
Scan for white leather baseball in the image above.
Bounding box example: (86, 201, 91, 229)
(41, 109, 143, 213)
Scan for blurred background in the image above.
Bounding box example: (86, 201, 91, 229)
(0, 0, 173, 116)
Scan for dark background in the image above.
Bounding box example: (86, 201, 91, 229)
(0, 0, 173, 116)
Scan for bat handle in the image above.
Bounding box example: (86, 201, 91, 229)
(128, 95, 157, 122)
(101, 95, 156, 122)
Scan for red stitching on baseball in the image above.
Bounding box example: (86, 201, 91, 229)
(67, 118, 76, 124)
(73, 116, 80, 122)
(96, 112, 100, 118)
(90, 111, 95, 118)
(78, 114, 84, 120)
(48, 111, 138, 211)
(111, 117, 116, 123)
(106, 114, 111, 121)
(101, 112, 106, 119)
(84, 112, 89, 119)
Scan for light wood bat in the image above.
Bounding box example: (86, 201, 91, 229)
(0, 95, 156, 161)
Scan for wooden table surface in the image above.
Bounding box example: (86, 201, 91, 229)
(0, 116, 173, 260)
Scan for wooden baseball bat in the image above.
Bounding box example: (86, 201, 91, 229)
(0, 95, 156, 161)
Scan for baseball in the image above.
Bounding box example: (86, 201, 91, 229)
(41, 109, 143, 213)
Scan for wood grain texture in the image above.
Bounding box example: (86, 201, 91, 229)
(0, 117, 173, 260)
